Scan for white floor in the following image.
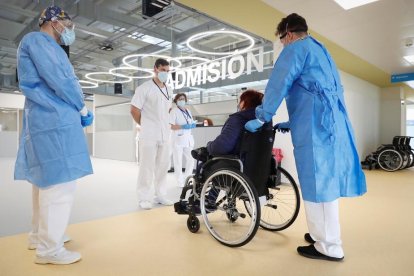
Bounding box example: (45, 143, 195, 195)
(0, 157, 182, 237)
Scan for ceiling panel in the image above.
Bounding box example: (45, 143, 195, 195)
(262, 0, 414, 75)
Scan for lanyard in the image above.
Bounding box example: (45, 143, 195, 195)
(178, 107, 192, 124)
(152, 79, 169, 100)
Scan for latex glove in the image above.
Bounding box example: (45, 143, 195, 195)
(244, 119, 264, 133)
(181, 124, 192, 129)
(81, 110, 94, 127)
(275, 122, 290, 133)
(190, 123, 196, 128)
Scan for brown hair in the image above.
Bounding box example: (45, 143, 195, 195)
(239, 89, 263, 109)
(275, 13, 308, 37)
(173, 93, 187, 104)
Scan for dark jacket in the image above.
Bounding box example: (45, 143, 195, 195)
(207, 108, 256, 155)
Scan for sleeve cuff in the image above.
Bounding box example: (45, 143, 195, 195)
(80, 106, 88, 116)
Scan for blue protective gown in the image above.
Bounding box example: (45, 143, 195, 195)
(14, 32, 93, 187)
(256, 36, 366, 203)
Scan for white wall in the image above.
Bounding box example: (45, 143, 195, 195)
(0, 93, 25, 109)
(94, 131, 136, 162)
(0, 131, 18, 157)
(341, 71, 381, 156)
(93, 94, 135, 162)
(379, 87, 403, 144)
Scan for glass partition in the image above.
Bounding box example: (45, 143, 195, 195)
(0, 109, 18, 131)
(95, 102, 133, 132)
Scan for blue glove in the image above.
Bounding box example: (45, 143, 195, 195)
(244, 119, 264, 133)
(275, 122, 290, 133)
(181, 124, 192, 129)
(81, 110, 94, 127)
(191, 123, 196, 128)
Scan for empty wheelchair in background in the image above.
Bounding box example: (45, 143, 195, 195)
(174, 123, 300, 247)
(363, 136, 414, 171)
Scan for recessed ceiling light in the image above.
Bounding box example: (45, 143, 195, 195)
(334, 0, 379, 10)
(403, 55, 414, 64)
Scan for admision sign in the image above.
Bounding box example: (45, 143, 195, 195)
(169, 47, 264, 89)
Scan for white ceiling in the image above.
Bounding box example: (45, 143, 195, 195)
(262, 0, 414, 75)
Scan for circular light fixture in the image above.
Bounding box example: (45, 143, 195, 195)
(186, 30, 255, 56)
(122, 54, 182, 70)
(79, 80, 99, 88)
(109, 67, 155, 79)
(170, 56, 210, 70)
(85, 72, 132, 83)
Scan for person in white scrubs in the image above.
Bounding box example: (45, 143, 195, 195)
(169, 93, 196, 187)
(130, 58, 173, 210)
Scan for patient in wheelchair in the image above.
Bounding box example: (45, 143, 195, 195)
(194, 89, 264, 173)
(181, 90, 264, 212)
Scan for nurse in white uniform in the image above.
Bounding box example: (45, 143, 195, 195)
(130, 58, 173, 209)
(169, 93, 196, 187)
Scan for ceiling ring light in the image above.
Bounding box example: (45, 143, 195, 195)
(186, 30, 255, 56)
(109, 67, 155, 79)
(122, 54, 182, 70)
(85, 72, 132, 83)
(79, 80, 99, 88)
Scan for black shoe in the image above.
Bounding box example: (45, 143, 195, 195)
(297, 245, 344, 262)
(304, 233, 315, 244)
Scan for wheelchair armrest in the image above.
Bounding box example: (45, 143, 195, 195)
(210, 154, 240, 160)
(207, 155, 244, 173)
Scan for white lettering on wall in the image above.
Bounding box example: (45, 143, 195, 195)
(169, 47, 265, 89)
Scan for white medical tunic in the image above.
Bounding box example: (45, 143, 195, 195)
(169, 106, 195, 147)
(131, 80, 172, 142)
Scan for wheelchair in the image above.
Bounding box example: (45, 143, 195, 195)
(362, 136, 414, 171)
(174, 123, 301, 247)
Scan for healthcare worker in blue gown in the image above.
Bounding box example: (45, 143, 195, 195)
(245, 13, 366, 262)
(14, 6, 93, 265)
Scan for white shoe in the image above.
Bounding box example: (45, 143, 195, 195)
(155, 196, 173, 206)
(35, 248, 81, 265)
(28, 234, 71, 250)
(139, 200, 153, 210)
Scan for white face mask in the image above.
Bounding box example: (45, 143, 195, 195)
(177, 100, 186, 107)
(158, 71, 168, 83)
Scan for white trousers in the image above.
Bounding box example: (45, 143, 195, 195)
(172, 145, 194, 186)
(29, 181, 76, 257)
(304, 199, 344, 258)
(137, 140, 170, 202)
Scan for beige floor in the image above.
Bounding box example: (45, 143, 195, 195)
(1, 169, 413, 276)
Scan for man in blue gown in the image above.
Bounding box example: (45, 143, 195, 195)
(245, 13, 366, 261)
(14, 6, 94, 265)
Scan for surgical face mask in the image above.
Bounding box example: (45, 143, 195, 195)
(54, 21, 76, 46)
(177, 100, 186, 107)
(158, 71, 168, 83)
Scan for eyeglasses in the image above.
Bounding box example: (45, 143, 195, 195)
(58, 20, 75, 30)
(279, 32, 288, 40)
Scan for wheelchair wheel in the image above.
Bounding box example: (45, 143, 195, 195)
(377, 149, 403, 171)
(187, 215, 200, 233)
(200, 168, 260, 247)
(245, 167, 300, 231)
(399, 151, 410, 169)
(408, 151, 414, 167)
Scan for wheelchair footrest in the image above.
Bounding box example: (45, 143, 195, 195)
(174, 201, 189, 215)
